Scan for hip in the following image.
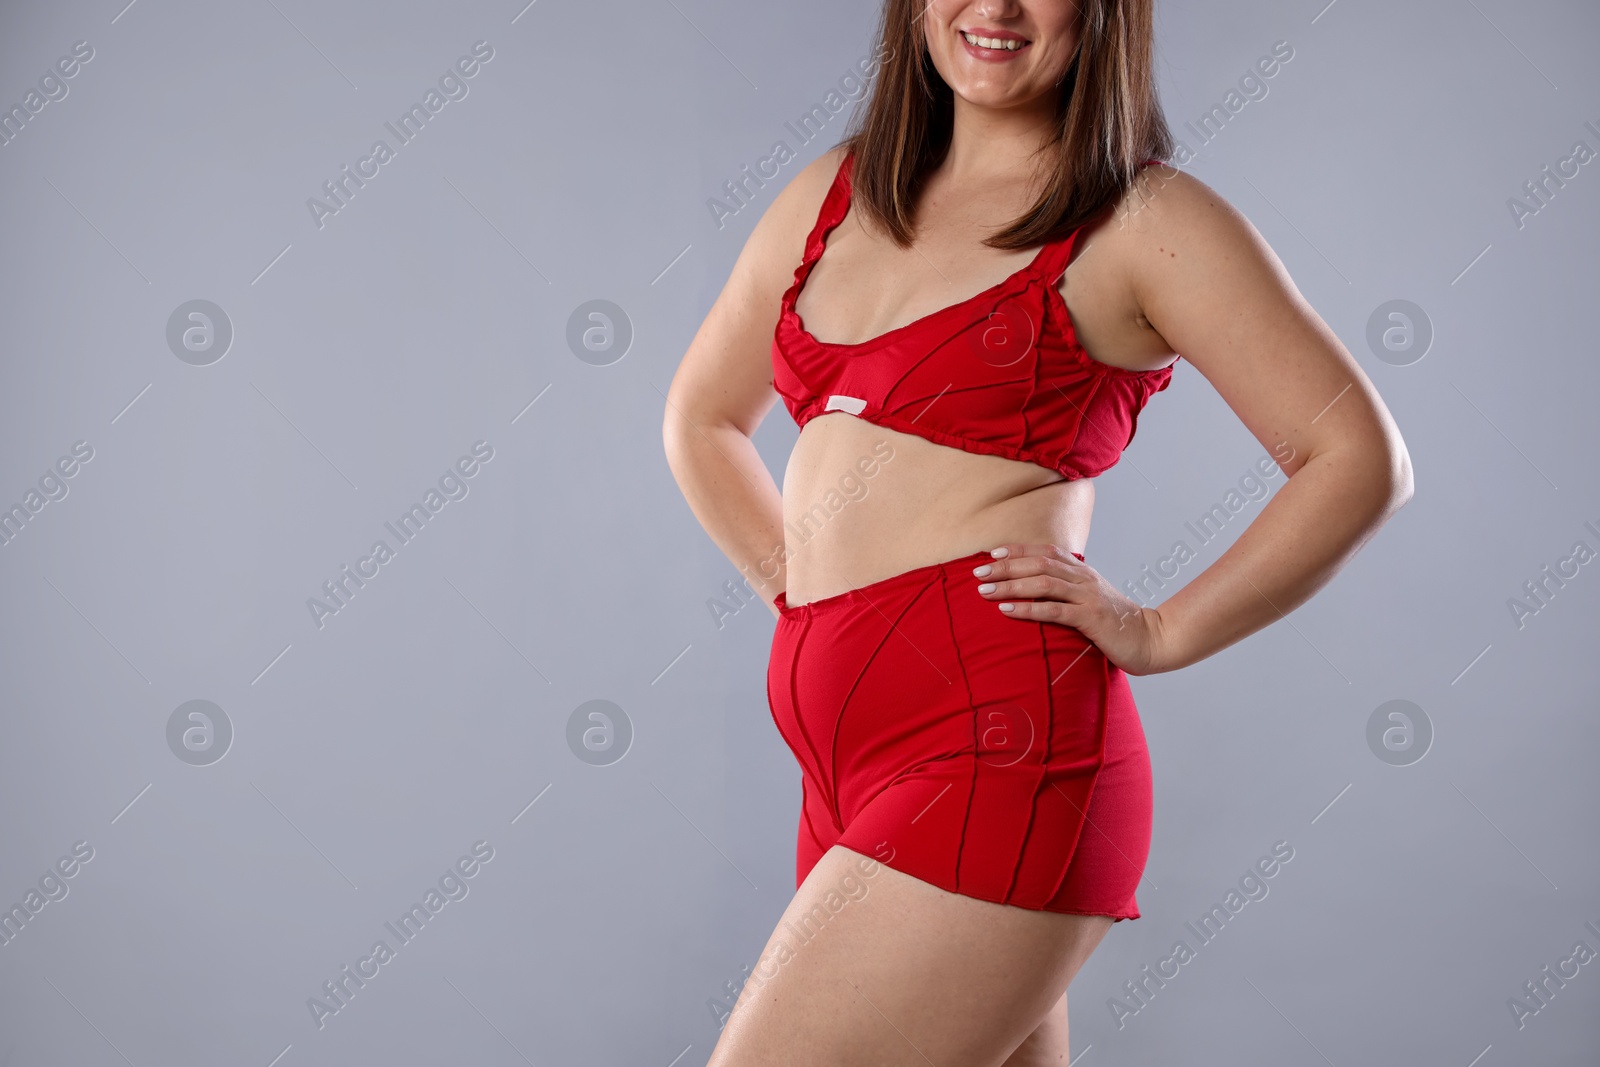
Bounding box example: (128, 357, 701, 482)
(767, 548, 1144, 809)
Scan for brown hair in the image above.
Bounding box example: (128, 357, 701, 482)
(837, 0, 1174, 250)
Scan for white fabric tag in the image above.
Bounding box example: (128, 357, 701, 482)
(823, 394, 867, 415)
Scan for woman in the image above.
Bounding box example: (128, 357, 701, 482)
(664, 0, 1412, 1062)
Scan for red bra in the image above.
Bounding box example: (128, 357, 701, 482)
(771, 150, 1177, 480)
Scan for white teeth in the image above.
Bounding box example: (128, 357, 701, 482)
(961, 30, 1023, 50)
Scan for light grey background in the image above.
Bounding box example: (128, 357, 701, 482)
(1, 0, 1596, 1064)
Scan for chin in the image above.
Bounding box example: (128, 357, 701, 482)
(949, 82, 1039, 110)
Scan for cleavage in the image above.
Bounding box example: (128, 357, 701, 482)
(798, 219, 1044, 346)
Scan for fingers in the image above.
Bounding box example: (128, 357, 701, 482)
(975, 543, 1086, 590)
(973, 544, 1094, 619)
(993, 597, 1075, 623)
(987, 543, 1085, 568)
(975, 572, 1069, 603)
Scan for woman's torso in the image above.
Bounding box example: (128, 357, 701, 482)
(778, 149, 1178, 608)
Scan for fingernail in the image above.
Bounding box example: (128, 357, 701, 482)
(977, 583, 995, 594)
(990, 547, 1009, 558)
(998, 603, 1015, 612)
(972, 564, 992, 577)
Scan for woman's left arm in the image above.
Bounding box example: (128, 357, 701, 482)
(1128, 169, 1414, 673)
(983, 170, 1414, 675)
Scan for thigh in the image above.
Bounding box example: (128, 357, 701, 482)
(1000, 991, 1071, 1067)
(707, 845, 1113, 1067)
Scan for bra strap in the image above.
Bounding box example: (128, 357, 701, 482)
(796, 150, 855, 273)
(1029, 227, 1082, 287)
(1030, 158, 1171, 284)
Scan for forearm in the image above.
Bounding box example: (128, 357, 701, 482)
(663, 418, 789, 609)
(1146, 442, 1412, 672)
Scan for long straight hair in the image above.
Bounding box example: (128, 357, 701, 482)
(838, 0, 1174, 250)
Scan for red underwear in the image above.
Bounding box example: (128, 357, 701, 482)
(768, 549, 1152, 919)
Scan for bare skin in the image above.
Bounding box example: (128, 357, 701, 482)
(664, 0, 1412, 1062)
(709, 847, 1108, 1067)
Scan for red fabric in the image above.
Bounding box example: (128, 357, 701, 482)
(771, 150, 1176, 480)
(768, 550, 1153, 919)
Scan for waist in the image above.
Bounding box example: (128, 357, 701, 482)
(778, 416, 1093, 608)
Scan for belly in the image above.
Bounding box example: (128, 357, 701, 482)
(780, 412, 1095, 607)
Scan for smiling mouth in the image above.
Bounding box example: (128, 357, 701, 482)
(959, 29, 1030, 51)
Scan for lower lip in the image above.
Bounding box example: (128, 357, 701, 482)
(959, 33, 1030, 62)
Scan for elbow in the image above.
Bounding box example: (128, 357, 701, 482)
(662, 395, 744, 472)
(1386, 438, 1415, 513)
(662, 404, 693, 472)
(662, 386, 698, 462)
(1310, 435, 1413, 527)
(661, 400, 677, 455)
(1348, 420, 1415, 518)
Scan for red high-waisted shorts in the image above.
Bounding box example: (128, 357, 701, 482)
(768, 549, 1152, 919)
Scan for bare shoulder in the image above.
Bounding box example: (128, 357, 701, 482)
(735, 144, 850, 287)
(772, 144, 850, 225)
(1099, 164, 1399, 475)
(1107, 163, 1331, 355)
(1107, 167, 1271, 267)
(663, 146, 850, 432)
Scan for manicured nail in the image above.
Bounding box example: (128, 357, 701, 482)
(977, 583, 995, 594)
(990, 547, 1009, 558)
(972, 564, 992, 578)
(998, 603, 1015, 612)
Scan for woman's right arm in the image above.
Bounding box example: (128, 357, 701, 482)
(663, 147, 844, 617)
